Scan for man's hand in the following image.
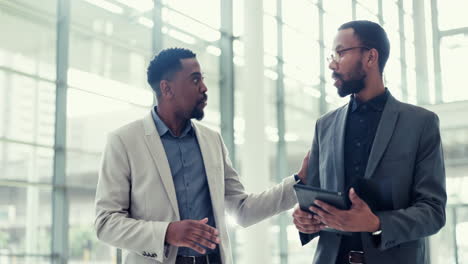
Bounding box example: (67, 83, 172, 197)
(292, 204, 326, 234)
(165, 218, 220, 254)
(296, 151, 310, 184)
(310, 188, 380, 233)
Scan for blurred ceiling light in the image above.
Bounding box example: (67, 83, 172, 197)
(233, 56, 245, 66)
(264, 55, 278, 67)
(168, 29, 196, 45)
(138, 17, 153, 28)
(264, 69, 278, 80)
(233, 40, 244, 56)
(113, 0, 153, 12)
(68, 68, 153, 107)
(285, 133, 299, 142)
(284, 77, 297, 86)
(162, 7, 220, 42)
(83, 0, 123, 14)
(303, 87, 321, 98)
(206, 45, 221, 56)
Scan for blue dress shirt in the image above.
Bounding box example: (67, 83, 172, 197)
(151, 107, 218, 257)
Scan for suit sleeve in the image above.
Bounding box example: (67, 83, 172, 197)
(219, 133, 298, 228)
(299, 120, 322, 245)
(374, 112, 447, 250)
(94, 133, 169, 263)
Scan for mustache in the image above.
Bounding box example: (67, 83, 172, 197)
(332, 72, 343, 80)
(198, 93, 208, 104)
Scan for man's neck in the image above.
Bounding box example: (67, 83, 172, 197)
(156, 104, 188, 137)
(354, 76, 385, 102)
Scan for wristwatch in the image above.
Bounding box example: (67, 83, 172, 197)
(372, 229, 382, 236)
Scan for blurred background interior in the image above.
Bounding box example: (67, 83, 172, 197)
(0, 0, 467, 263)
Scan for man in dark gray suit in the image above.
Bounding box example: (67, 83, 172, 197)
(292, 20, 446, 264)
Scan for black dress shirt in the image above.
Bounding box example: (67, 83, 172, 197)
(335, 89, 389, 264)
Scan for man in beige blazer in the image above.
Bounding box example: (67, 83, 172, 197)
(94, 48, 307, 264)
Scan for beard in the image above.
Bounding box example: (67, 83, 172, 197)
(334, 62, 366, 97)
(191, 93, 208, 120)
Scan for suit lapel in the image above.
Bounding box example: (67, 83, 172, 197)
(333, 105, 349, 192)
(192, 123, 219, 202)
(364, 95, 400, 179)
(142, 113, 180, 219)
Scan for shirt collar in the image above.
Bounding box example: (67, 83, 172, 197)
(350, 88, 389, 113)
(151, 106, 193, 138)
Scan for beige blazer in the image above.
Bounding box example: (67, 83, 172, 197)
(94, 113, 297, 264)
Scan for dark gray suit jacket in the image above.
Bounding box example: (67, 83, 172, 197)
(300, 93, 446, 264)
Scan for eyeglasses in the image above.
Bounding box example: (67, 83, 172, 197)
(327, 46, 370, 63)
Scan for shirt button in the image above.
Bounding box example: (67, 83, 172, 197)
(356, 142, 361, 147)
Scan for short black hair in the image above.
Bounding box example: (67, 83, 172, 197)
(147, 48, 196, 97)
(338, 20, 390, 74)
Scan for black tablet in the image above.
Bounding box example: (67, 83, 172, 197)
(293, 184, 352, 235)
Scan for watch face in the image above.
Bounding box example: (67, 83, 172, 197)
(372, 230, 382, 236)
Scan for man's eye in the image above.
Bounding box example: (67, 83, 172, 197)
(193, 78, 199, 84)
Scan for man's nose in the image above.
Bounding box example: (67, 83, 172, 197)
(328, 60, 337, 71)
(201, 82, 208, 93)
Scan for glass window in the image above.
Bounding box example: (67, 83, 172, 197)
(0, 1, 56, 80)
(164, 0, 220, 29)
(0, 142, 53, 183)
(264, 15, 278, 56)
(357, 0, 379, 15)
(356, 3, 379, 22)
(263, 0, 277, 16)
(0, 186, 52, 261)
(70, 0, 152, 90)
(3, 75, 56, 146)
(282, 0, 317, 38)
(440, 34, 468, 102)
(437, 0, 468, 30)
(68, 188, 117, 263)
(323, 0, 352, 49)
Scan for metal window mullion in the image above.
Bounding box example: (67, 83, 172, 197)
(276, 1, 288, 264)
(219, 0, 236, 262)
(219, 0, 235, 163)
(352, 0, 357, 20)
(52, 0, 70, 263)
(430, 0, 443, 103)
(151, 0, 163, 110)
(318, 0, 327, 114)
(413, 0, 430, 105)
(452, 207, 459, 264)
(378, 0, 384, 24)
(397, 0, 408, 102)
(152, 0, 163, 55)
(440, 27, 468, 37)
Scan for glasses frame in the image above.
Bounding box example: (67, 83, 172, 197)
(327, 46, 371, 63)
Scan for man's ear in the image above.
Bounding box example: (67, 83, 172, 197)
(367, 48, 379, 68)
(160, 80, 174, 98)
